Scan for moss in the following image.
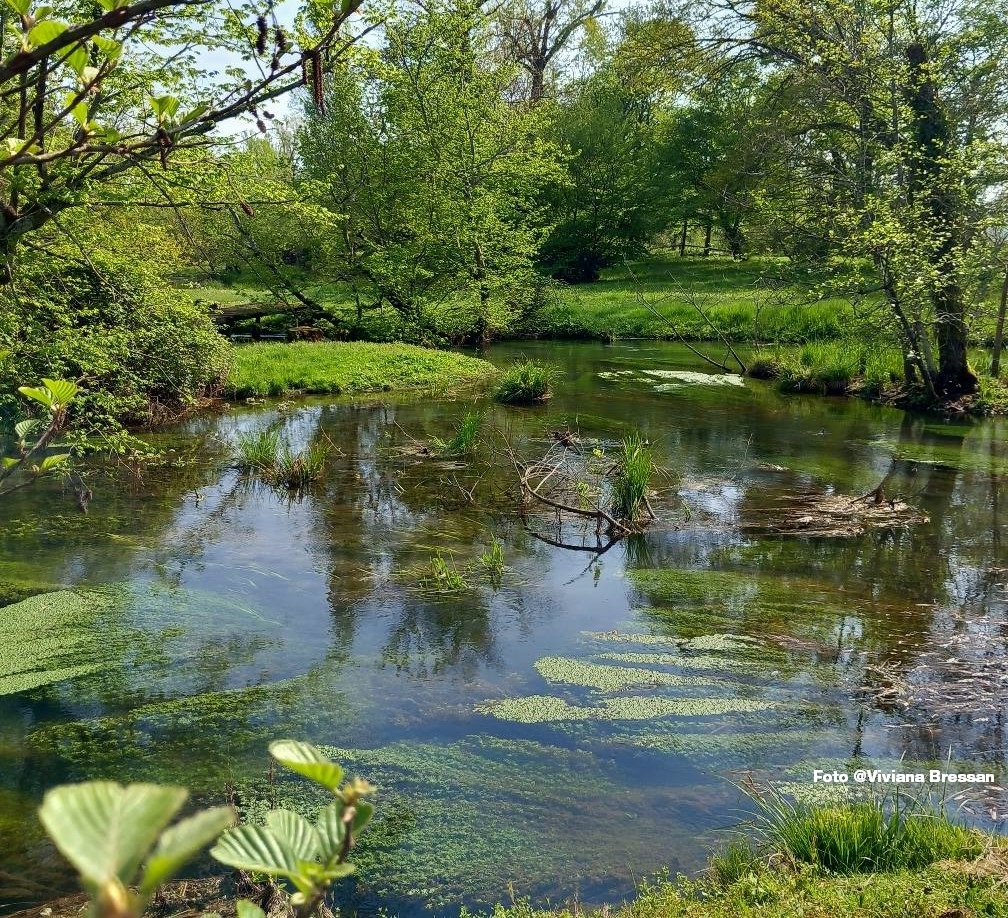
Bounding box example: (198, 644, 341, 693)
(534, 656, 716, 690)
(0, 589, 125, 695)
(475, 694, 774, 723)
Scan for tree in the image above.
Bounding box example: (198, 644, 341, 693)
(684, 0, 1008, 398)
(0, 0, 370, 276)
(298, 2, 563, 341)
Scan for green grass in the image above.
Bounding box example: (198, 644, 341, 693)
(234, 427, 331, 489)
(227, 341, 497, 398)
(530, 258, 857, 343)
(432, 409, 485, 455)
(494, 358, 558, 404)
(612, 432, 656, 521)
(234, 428, 281, 472)
(744, 789, 990, 874)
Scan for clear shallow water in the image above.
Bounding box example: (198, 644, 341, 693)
(1, 340, 1007, 913)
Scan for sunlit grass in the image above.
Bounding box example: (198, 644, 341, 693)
(494, 358, 558, 404)
(227, 341, 497, 397)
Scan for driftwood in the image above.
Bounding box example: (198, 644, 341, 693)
(740, 489, 929, 538)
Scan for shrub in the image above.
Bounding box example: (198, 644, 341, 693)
(494, 358, 557, 404)
(1, 245, 230, 429)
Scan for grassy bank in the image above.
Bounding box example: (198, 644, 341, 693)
(227, 341, 497, 398)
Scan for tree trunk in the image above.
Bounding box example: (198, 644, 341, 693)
(679, 219, 687, 257)
(905, 41, 977, 398)
(702, 221, 712, 257)
(991, 265, 1008, 378)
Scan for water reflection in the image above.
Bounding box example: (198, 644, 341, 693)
(0, 341, 1006, 913)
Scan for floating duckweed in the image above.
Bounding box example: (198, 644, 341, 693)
(0, 590, 124, 695)
(534, 656, 713, 690)
(475, 694, 775, 723)
(583, 630, 676, 647)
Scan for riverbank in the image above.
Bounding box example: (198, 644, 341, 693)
(227, 341, 497, 398)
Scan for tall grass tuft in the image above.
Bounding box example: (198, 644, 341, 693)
(748, 786, 988, 874)
(433, 410, 485, 456)
(611, 432, 655, 521)
(235, 428, 331, 489)
(235, 428, 281, 473)
(494, 358, 557, 404)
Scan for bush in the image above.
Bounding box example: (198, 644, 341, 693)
(1, 234, 231, 430)
(494, 358, 558, 404)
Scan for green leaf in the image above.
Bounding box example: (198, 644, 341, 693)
(17, 385, 53, 408)
(92, 36, 121, 60)
(4, 0, 29, 15)
(39, 454, 69, 472)
(149, 94, 180, 122)
(65, 43, 87, 76)
(140, 806, 235, 894)
(42, 379, 77, 404)
(28, 19, 67, 47)
(269, 740, 344, 792)
(314, 802, 347, 860)
(64, 92, 88, 127)
(38, 782, 189, 888)
(2, 457, 18, 469)
(264, 810, 319, 863)
(237, 901, 267, 918)
(210, 823, 300, 879)
(351, 800, 374, 834)
(14, 418, 40, 440)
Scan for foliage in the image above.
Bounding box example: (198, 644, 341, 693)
(298, 3, 564, 340)
(228, 342, 497, 398)
(37, 781, 233, 918)
(494, 358, 558, 404)
(211, 739, 374, 918)
(0, 378, 76, 498)
(1, 232, 231, 427)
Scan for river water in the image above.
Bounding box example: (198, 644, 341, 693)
(1, 341, 1006, 913)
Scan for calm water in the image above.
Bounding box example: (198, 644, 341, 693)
(1, 341, 1007, 913)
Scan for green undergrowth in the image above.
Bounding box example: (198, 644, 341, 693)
(491, 858, 1008, 918)
(227, 341, 497, 398)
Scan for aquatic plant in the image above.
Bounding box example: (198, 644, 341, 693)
(475, 693, 774, 723)
(212, 740, 374, 918)
(38, 781, 233, 918)
(534, 656, 714, 691)
(479, 536, 505, 587)
(0, 589, 124, 695)
(494, 358, 558, 404)
(611, 432, 655, 521)
(235, 427, 281, 472)
(427, 551, 468, 591)
(433, 410, 485, 456)
(235, 428, 331, 489)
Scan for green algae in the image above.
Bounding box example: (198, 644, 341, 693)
(0, 589, 128, 695)
(534, 656, 715, 690)
(584, 630, 677, 647)
(475, 693, 775, 723)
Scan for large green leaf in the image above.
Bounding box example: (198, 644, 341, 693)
(265, 809, 319, 863)
(28, 19, 68, 47)
(269, 740, 344, 792)
(210, 823, 300, 879)
(14, 418, 40, 440)
(140, 806, 235, 894)
(42, 379, 77, 405)
(314, 802, 347, 861)
(352, 800, 374, 834)
(38, 782, 188, 887)
(17, 385, 53, 408)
